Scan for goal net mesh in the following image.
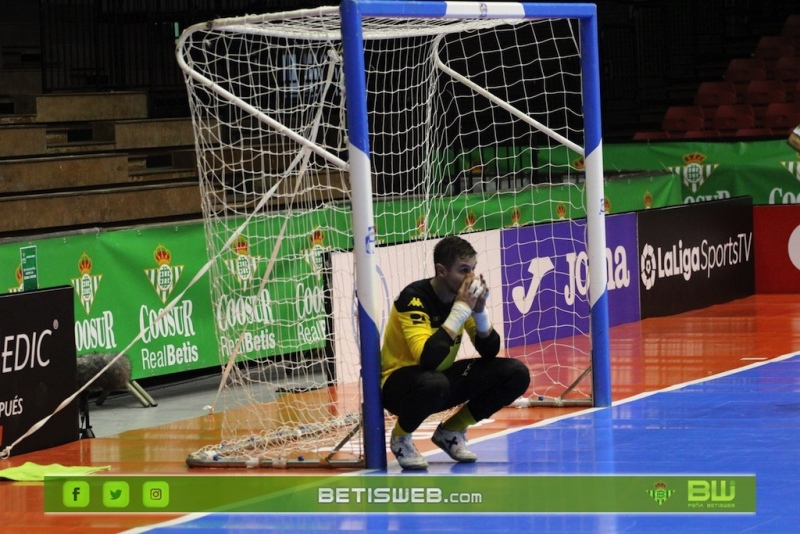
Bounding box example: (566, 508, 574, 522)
(178, 5, 591, 467)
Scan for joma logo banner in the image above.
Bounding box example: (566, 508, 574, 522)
(501, 213, 639, 348)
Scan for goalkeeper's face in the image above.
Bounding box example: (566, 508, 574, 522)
(437, 255, 478, 297)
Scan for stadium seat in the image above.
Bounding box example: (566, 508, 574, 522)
(661, 105, 705, 135)
(683, 129, 720, 139)
(763, 102, 800, 134)
(734, 128, 774, 137)
(754, 36, 796, 75)
(774, 56, 800, 81)
(789, 80, 800, 103)
(774, 56, 800, 98)
(742, 80, 787, 125)
(632, 131, 669, 141)
(725, 58, 767, 97)
(711, 104, 756, 135)
(694, 82, 737, 127)
(781, 15, 800, 52)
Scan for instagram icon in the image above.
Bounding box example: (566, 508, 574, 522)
(142, 481, 170, 508)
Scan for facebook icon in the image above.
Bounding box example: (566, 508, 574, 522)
(63, 481, 90, 508)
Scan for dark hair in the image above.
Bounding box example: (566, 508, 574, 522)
(433, 236, 477, 269)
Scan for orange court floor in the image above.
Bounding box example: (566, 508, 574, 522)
(0, 293, 798, 533)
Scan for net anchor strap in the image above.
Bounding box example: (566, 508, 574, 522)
(322, 415, 363, 465)
(511, 365, 594, 408)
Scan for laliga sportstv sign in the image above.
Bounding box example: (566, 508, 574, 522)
(638, 197, 754, 318)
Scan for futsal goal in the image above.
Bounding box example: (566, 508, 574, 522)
(176, 0, 610, 470)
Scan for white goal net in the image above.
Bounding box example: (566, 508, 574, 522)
(177, 2, 605, 468)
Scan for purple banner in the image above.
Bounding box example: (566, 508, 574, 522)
(501, 213, 639, 347)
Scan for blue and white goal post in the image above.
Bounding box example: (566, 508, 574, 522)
(342, 1, 610, 469)
(177, 1, 610, 470)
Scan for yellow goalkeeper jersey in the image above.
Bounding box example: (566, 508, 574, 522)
(380, 278, 478, 386)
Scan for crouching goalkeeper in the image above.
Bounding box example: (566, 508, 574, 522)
(381, 236, 530, 470)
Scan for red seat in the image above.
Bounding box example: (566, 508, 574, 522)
(725, 58, 767, 97)
(783, 14, 800, 34)
(695, 82, 737, 127)
(734, 128, 774, 137)
(754, 36, 796, 75)
(694, 81, 737, 106)
(774, 56, 800, 99)
(711, 104, 756, 135)
(633, 131, 670, 141)
(789, 80, 800, 103)
(742, 80, 787, 125)
(763, 102, 800, 134)
(683, 129, 719, 139)
(781, 15, 800, 53)
(661, 105, 705, 135)
(774, 56, 800, 82)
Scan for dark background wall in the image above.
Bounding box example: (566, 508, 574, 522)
(598, 0, 797, 139)
(1, 0, 797, 141)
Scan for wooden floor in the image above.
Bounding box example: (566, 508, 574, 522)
(1, 294, 798, 532)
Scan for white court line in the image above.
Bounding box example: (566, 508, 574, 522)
(464, 350, 800, 444)
(122, 513, 209, 533)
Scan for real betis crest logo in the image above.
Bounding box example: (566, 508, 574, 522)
(71, 252, 102, 314)
(304, 227, 328, 278)
(780, 152, 800, 182)
(415, 214, 428, 240)
(145, 244, 183, 304)
(646, 481, 675, 506)
(464, 210, 478, 232)
(668, 152, 719, 193)
(644, 190, 653, 209)
(8, 264, 23, 293)
(225, 235, 260, 289)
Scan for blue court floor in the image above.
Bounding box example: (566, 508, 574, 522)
(131, 352, 800, 533)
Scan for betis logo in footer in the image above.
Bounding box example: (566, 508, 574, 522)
(71, 252, 102, 314)
(145, 244, 184, 304)
(646, 481, 675, 506)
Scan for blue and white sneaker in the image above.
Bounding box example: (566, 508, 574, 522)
(431, 424, 478, 463)
(390, 434, 428, 470)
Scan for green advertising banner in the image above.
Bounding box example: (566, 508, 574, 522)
(0, 173, 681, 381)
(205, 211, 342, 363)
(44, 474, 756, 514)
(373, 172, 682, 242)
(604, 139, 800, 205)
(0, 224, 219, 380)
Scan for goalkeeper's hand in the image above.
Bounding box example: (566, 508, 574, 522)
(470, 275, 490, 313)
(444, 274, 489, 338)
(469, 275, 492, 335)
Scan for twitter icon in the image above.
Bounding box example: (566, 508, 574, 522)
(103, 481, 130, 508)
